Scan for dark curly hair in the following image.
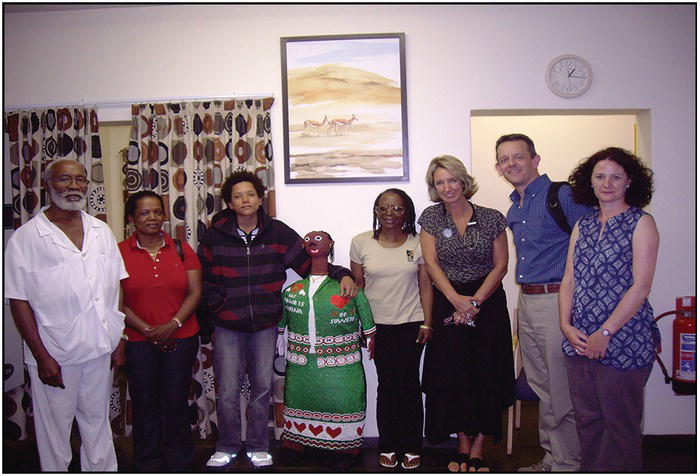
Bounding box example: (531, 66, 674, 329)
(569, 147, 654, 208)
(221, 169, 265, 206)
(371, 188, 417, 239)
(124, 190, 165, 223)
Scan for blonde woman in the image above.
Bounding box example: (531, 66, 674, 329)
(418, 155, 514, 472)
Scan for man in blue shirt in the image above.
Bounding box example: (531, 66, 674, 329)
(495, 134, 592, 472)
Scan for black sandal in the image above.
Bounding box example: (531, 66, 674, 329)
(448, 453, 469, 473)
(468, 457, 489, 472)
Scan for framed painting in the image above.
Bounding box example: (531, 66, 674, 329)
(281, 33, 408, 184)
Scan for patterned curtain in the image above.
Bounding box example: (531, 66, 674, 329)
(121, 98, 275, 439)
(5, 107, 107, 226)
(3, 107, 107, 441)
(124, 99, 275, 245)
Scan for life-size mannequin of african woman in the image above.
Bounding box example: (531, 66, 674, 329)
(276, 231, 376, 470)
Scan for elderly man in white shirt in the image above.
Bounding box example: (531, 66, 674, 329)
(5, 158, 128, 471)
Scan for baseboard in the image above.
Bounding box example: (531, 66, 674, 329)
(642, 434, 696, 448)
(361, 436, 456, 449)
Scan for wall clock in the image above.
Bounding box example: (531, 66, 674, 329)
(545, 54, 593, 98)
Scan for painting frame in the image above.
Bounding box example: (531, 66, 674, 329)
(281, 33, 409, 184)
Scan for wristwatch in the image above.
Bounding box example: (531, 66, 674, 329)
(600, 327, 611, 337)
(470, 299, 481, 309)
(171, 317, 183, 328)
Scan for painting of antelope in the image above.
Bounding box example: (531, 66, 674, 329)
(281, 33, 408, 183)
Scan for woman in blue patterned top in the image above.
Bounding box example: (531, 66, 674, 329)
(559, 147, 660, 472)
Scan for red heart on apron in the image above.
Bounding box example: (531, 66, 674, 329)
(330, 294, 350, 309)
(309, 424, 323, 436)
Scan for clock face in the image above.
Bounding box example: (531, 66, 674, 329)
(545, 54, 592, 98)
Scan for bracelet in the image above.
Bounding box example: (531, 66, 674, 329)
(171, 317, 183, 328)
(420, 325, 433, 331)
(470, 299, 481, 309)
(120, 334, 129, 341)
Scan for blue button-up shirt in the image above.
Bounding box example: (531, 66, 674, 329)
(507, 174, 594, 284)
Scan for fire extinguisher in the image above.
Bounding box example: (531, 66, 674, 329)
(654, 296, 696, 395)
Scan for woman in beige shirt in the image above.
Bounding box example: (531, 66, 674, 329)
(350, 188, 433, 470)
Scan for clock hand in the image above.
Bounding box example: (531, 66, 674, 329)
(569, 75, 586, 79)
(568, 68, 575, 77)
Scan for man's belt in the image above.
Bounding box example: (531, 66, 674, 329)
(521, 283, 561, 295)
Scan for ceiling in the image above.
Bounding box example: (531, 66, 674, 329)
(4, 4, 145, 14)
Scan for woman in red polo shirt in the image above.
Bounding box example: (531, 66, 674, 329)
(119, 191, 202, 472)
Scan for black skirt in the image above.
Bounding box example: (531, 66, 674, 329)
(422, 278, 515, 444)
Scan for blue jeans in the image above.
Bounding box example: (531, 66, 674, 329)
(213, 325, 277, 454)
(125, 336, 199, 471)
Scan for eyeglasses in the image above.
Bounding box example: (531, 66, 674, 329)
(375, 205, 405, 215)
(54, 175, 89, 186)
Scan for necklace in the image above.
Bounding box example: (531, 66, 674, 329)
(442, 202, 479, 250)
(137, 236, 164, 261)
(377, 231, 408, 249)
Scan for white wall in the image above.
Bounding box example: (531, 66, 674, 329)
(4, 4, 695, 435)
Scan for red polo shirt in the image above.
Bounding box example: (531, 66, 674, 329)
(119, 232, 201, 342)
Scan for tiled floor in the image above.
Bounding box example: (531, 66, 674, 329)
(3, 401, 696, 472)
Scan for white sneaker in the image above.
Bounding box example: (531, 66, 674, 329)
(517, 460, 551, 472)
(206, 451, 237, 468)
(247, 451, 273, 468)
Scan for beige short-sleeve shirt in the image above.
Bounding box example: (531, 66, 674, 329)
(350, 231, 425, 325)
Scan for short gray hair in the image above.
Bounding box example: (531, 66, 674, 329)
(425, 155, 478, 202)
(42, 159, 87, 182)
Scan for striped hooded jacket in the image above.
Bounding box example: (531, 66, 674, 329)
(197, 207, 349, 332)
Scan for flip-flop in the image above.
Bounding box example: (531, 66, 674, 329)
(448, 453, 469, 473)
(401, 453, 420, 470)
(379, 452, 398, 468)
(468, 457, 490, 472)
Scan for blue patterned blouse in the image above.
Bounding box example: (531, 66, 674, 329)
(562, 207, 660, 369)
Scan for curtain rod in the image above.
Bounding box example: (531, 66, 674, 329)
(3, 93, 275, 112)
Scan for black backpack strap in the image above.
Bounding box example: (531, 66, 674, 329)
(173, 237, 212, 341)
(173, 238, 185, 262)
(547, 181, 572, 235)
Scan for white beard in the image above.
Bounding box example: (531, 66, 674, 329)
(49, 187, 87, 211)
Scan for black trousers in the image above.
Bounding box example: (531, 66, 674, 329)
(373, 322, 425, 454)
(125, 336, 199, 471)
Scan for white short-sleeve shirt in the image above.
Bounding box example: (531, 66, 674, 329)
(5, 208, 128, 366)
(350, 231, 425, 326)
